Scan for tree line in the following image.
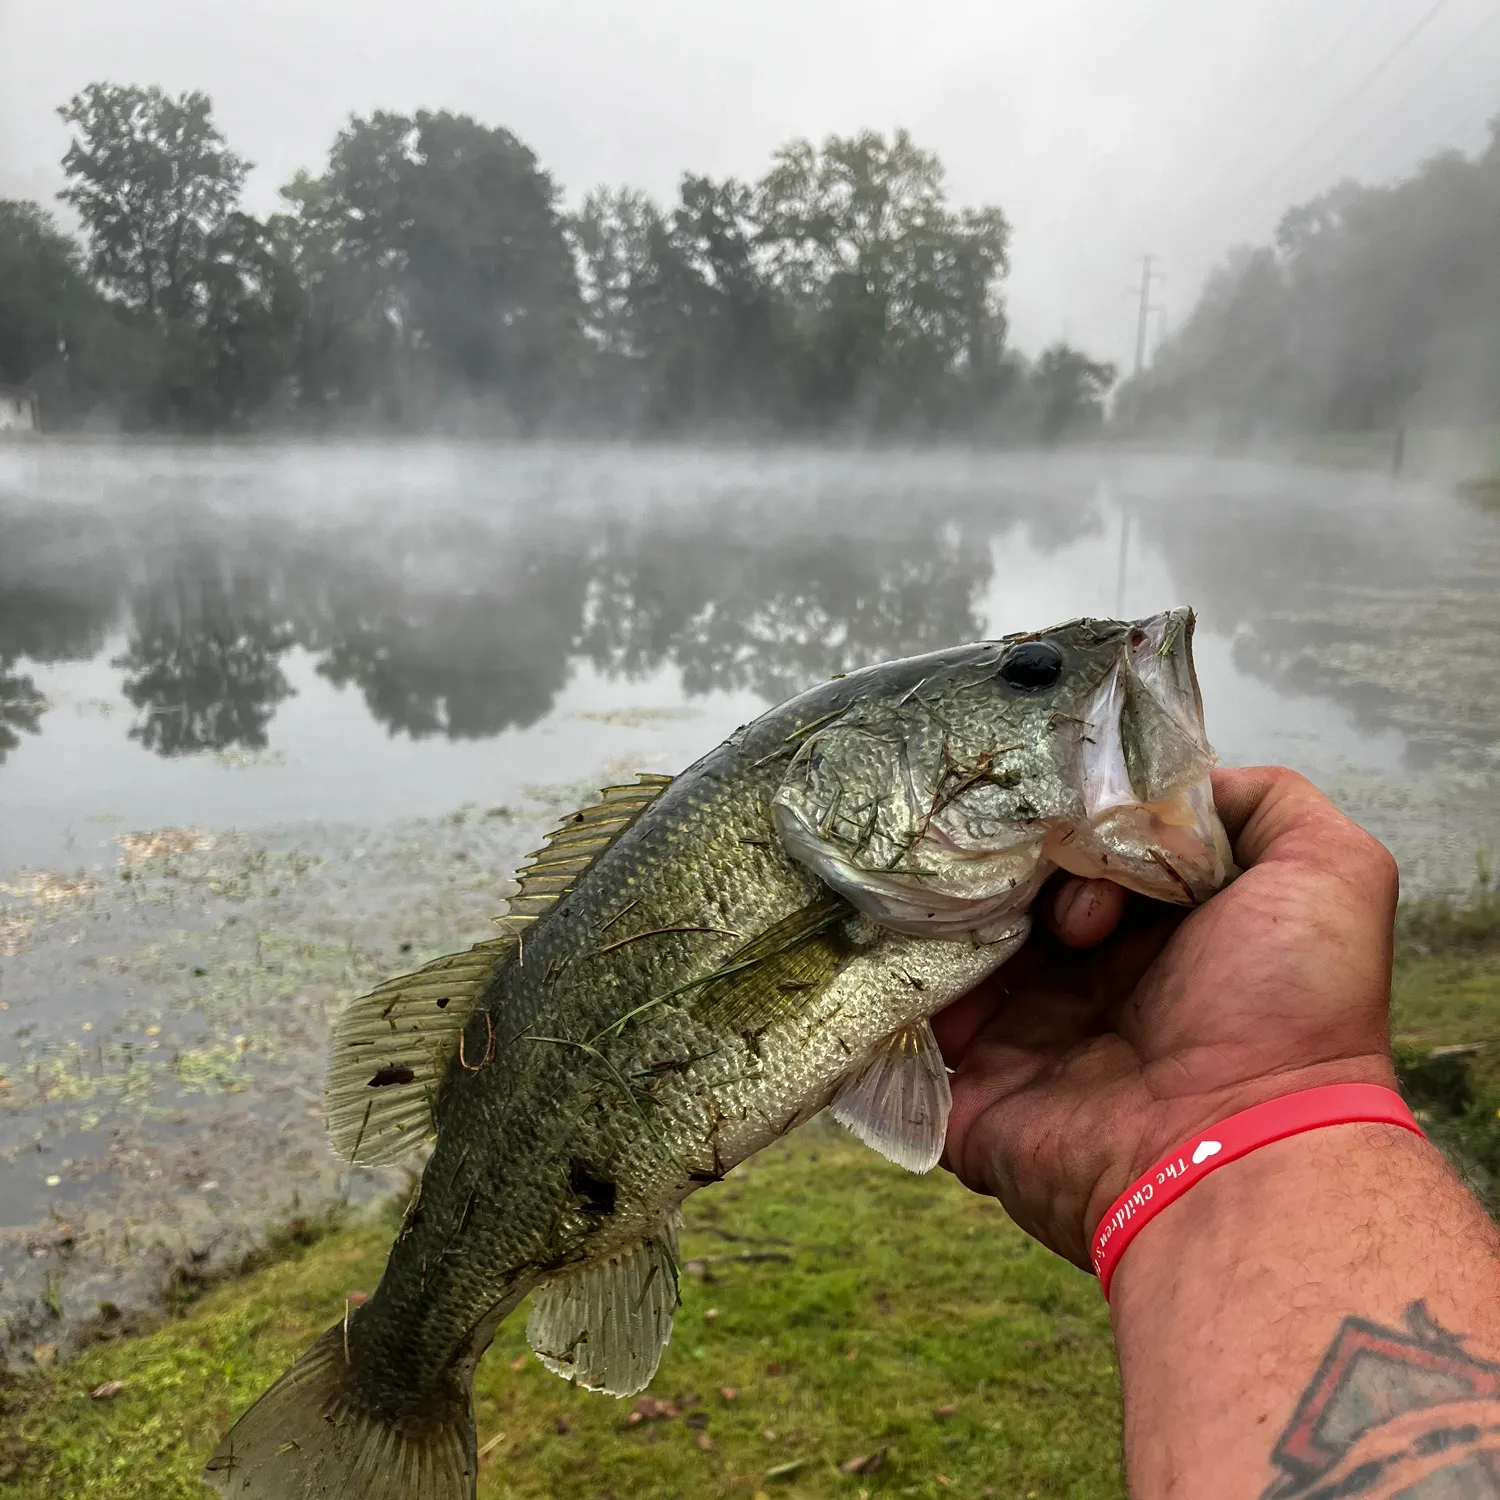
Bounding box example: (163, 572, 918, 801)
(0, 84, 1116, 440)
(1119, 119, 1500, 440)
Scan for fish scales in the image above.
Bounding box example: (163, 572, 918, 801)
(351, 647, 995, 1403)
(206, 614, 1232, 1500)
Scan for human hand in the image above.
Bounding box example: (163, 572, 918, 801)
(932, 766, 1401, 1269)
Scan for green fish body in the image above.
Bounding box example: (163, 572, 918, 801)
(206, 611, 1230, 1499)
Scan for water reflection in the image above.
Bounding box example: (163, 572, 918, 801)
(0, 448, 1493, 779)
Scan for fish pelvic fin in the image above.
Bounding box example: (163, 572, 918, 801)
(525, 1215, 681, 1397)
(203, 1322, 476, 1499)
(831, 1019, 952, 1174)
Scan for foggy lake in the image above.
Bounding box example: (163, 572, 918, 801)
(2, 438, 1499, 1350)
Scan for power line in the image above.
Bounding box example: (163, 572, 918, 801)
(1303, 5, 1500, 178)
(1224, 0, 1455, 231)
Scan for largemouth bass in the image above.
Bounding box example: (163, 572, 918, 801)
(206, 609, 1231, 1499)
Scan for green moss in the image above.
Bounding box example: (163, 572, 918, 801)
(0, 1130, 1124, 1500)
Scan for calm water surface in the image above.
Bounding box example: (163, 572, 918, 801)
(1, 440, 1497, 1351)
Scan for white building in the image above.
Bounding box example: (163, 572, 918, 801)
(0, 387, 38, 433)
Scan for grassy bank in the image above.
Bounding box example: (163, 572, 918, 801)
(6, 885, 1500, 1500)
(0, 1126, 1123, 1500)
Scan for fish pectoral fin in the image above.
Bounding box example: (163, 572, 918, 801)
(831, 1020, 952, 1174)
(324, 939, 512, 1166)
(525, 1216, 681, 1397)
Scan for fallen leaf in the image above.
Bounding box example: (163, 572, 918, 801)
(719, 1386, 740, 1401)
(704, 1307, 719, 1321)
(764, 1361, 783, 1376)
(89, 1381, 125, 1399)
(346, 1291, 369, 1307)
(508, 1353, 528, 1372)
(933, 1403, 957, 1420)
(764, 1458, 810, 1481)
(628, 1395, 679, 1424)
(695, 1433, 714, 1452)
(761, 1427, 777, 1441)
(839, 1450, 886, 1476)
(684, 1259, 707, 1276)
(685, 1411, 710, 1430)
(31, 1343, 57, 1368)
(844, 1348, 858, 1361)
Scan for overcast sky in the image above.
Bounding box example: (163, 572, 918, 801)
(1, 0, 1496, 367)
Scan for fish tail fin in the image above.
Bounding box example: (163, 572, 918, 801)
(202, 1322, 476, 1499)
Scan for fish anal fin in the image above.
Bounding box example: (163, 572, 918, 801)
(325, 941, 510, 1166)
(831, 1020, 952, 1174)
(525, 1217, 681, 1397)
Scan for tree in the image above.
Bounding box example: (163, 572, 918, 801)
(58, 84, 249, 321)
(0, 202, 81, 387)
(753, 129, 1010, 426)
(286, 111, 581, 425)
(1031, 343, 1116, 443)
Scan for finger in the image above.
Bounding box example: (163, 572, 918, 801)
(1047, 876, 1127, 948)
(931, 938, 1073, 1066)
(1211, 765, 1398, 904)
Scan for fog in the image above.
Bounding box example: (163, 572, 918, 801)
(3, 0, 1499, 368)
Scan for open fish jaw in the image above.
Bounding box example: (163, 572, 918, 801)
(773, 608, 1230, 930)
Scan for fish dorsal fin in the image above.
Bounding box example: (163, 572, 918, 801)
(325, 938, 513, 1165)
(831, 1020, 952, 1174)
(526, 1215, 681, 1396)
(325, 773, 673, 1166)
(495, 773, 674, 939)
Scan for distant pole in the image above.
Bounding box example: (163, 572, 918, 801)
(1130, 256, 1163, 379)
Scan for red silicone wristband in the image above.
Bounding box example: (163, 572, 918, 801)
(1090, 1083, 1423, 1301)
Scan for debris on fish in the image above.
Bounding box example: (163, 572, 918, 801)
(205, 609, 1231, 1500)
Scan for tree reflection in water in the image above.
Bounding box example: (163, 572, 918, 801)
(0, 486, 1010, 762)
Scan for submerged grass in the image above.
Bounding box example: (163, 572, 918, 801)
(9, 874, 1500, 1500)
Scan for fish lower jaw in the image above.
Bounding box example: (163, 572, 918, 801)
(1041, 789, 1228, 905)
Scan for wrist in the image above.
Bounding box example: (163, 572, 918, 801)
(1083, 1053, 1400, 1246)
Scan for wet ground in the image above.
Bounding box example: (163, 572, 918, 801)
(2, 440, 1498, 1358)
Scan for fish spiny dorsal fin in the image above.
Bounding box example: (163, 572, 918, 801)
(325, 938, 514, 1165)
(325, 774, 674, 1166)
(494, 773, 674, 940)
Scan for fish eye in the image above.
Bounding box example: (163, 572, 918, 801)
(998, 640, 1064, 691)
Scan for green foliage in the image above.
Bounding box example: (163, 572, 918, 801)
(20, 87, 1091, 436)
(1031, 344, 1118, 444)
(0, 1130, 1125, 1500)
(58, 84, 249, 321)
(1124, 123, 1500, 438)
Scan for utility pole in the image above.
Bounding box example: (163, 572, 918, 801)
(1122, 255, 1166, 378)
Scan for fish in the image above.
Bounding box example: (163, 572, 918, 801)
(204, 608, 1231, 1499)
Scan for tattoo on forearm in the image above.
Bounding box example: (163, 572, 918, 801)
(1264, 1301, 1500, 1498)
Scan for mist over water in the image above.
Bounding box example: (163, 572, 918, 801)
(1, 438, 1498, 1349)
(0, 441, 1478, 870)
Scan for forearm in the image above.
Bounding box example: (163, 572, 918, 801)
(1109, 1123, 1500, 1498)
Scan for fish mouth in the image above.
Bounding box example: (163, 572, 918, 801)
(1043, 608, 1231, 904)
